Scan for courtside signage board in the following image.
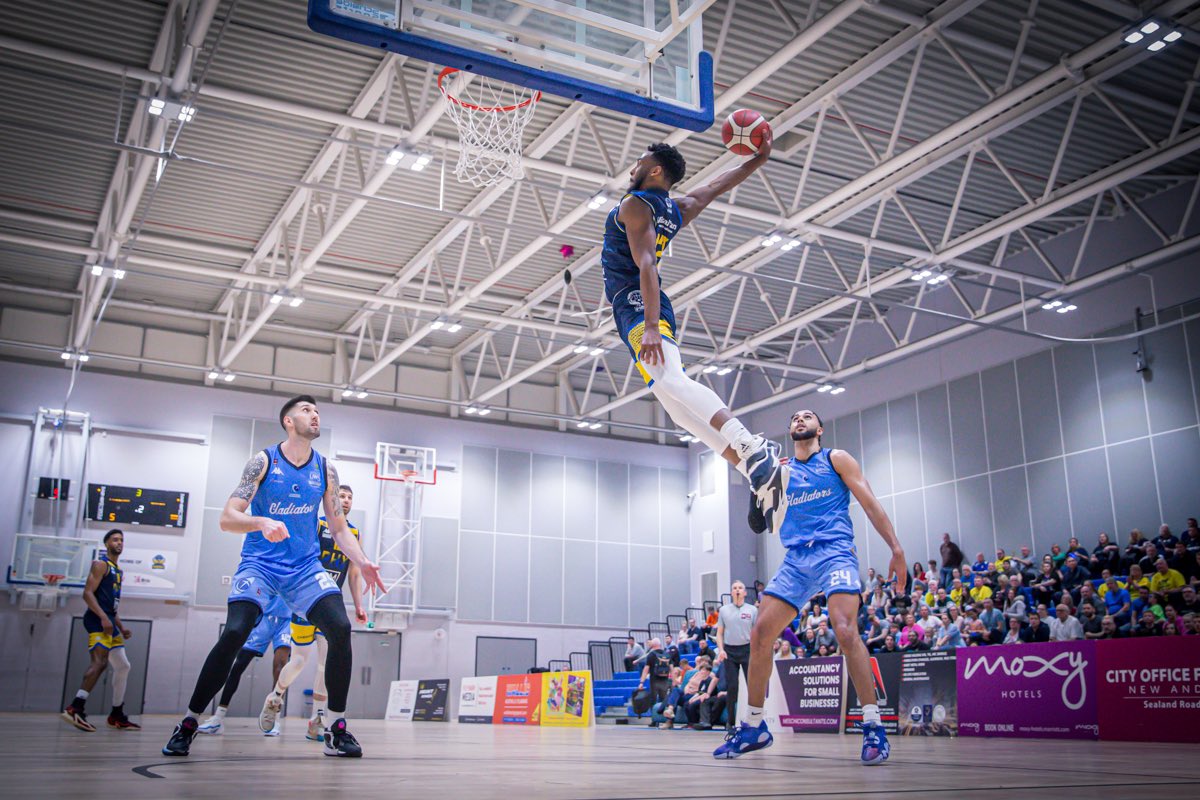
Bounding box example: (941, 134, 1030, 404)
(458, 675, 498, 724)
(844, 652, 902, 733)
(958, 641, 1098, 740)
(413, 679, 450, 721)
(897, 650, 958, 736)
(386, 680, 418, 721)
(540, 671, 594, 727)
(459, 671, 595, 726)
(775, 656, 843, 733)
(1097, 637, 1200, 743)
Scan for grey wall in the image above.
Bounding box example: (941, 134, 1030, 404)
(813, 304, 1200, 573)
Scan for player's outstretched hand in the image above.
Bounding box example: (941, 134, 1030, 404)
(888, 549, 908, 595)
(752, 125, 773, 162)
(260, 517, 290, 542)
(639, 326, 664, 366)
(360, 561, 386, 594)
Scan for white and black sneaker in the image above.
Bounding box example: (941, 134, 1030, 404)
(323, 718, 362, 758)
(744, 439, 788, 534)
(162, 717, 199, 757)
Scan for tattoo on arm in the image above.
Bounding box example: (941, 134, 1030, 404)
(327, 462, 344, 517)
(231, 452, 266, 502)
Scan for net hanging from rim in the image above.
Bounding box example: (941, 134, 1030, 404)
(438, 67, 540, 188)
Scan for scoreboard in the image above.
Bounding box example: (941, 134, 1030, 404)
(86, 483, 188, 528)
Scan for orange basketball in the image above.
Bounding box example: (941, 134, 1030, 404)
(722, 108, 769, 156)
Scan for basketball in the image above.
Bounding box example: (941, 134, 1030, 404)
(722, 108, 769, 156)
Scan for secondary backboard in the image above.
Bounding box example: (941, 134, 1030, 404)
(9, 533, 96, 588)
(308, 0, 716, 130)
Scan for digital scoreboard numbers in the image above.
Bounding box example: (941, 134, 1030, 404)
(87, 483, 188, 528)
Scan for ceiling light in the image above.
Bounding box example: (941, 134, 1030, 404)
(270, 293, 284, 304)
(288, 296, 303, 308)
(446, 322, 462, 333)
(1042, 300, 1063, 310)
(716, 367, 732, 376)
(356, 390, 368, 399)
(223, 373, 235, 382)
(702, 365, 718, 374)
(112, 268, 125, 280)
(411, 154, 432, 171)
(1141, 21, 1160, 34)
(77, 353, 90, 363)
(817, 384, 833, 393)
(464, 406, 479, 415)
(1147, 40, 1166, 51)
(208, 370, 220, 380)
(60, 351, 72, 360)
(1164, 31, 1182, 42)
(91, 264, 103, 277)
(477, 407, 492, 416)
(430, 319, 444, 330)
(589, 422, 602, 430)
(178, 106, 196, 122)
(830, 386, 846, 395)
(386, 147, 405, 166)
(148, 98, 165, 116)
(1124, 31, 1144, 43)
(572, 345, 589, 354)
(1056, 304, 1078, 314)
(576, 420, 589, 428)
(678, 433, 693, 442)
(589, 347, 604, 357)
(910, 269, 933, 281)
(927, 274, 949, 285)
(342, 388, 354, 397)
(587, 193, 610, 210)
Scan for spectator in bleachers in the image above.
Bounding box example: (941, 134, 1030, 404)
(1067, 537, 1090, 562)
(1095, 570, 1123, 598)
(866, 582, 890, 615)
(1133, 609, 1163, 637)
(1122, 529, 1147, 572)
(878, 634, 899, 654)
(935, 613, 964, 649)
(992, 549, 1011, 577)
(1049, 543, 1066, 568)
(1126, 563, 1150, 595)
(930, 587, 954, 614)
(969, 574, 993, 606)
(774, 639, 794, 660)
(1077, 580, 1097, 611)
(623, 636, 645, 672)
(1001, 587, 1028, 624)
(1102, 576, 1132, 627)
(813, 620, 837, 654)
(948, 578, 965, 609)
(940, 533, 964, 588)
(970, 552, 990, 579)
(927, 560, 939, 585)
(696, 637, 717, 663)
(1130, 584, 1153, 621)
(1187, 613, 1200, 636)
(1150, 557, 1186, 596)
(1002, 617, 1024, 645)
(979, 597, 1004, 641)
(1149, 591, 1169, 620)
(1049, 603, 1084, 641)
(1163, 605, 1186, 635)
(1026, 612, 1050, 642)
(1031, 561, 1061, 607)
(1138, 542, 1162, 576)
(1181, 518, 1199, 550)
(1007, 573, 1034, 606)
(1180, 585, 1200, 615)
(1169, 542, 1196, 580)
(677, 622, 697, 656)
(1090, 532, 1120, 574)
(1098, 615, 1125, 639)
(635, 638, 673, 710)
(916, 606, 942, 640)
(1059, 555, 1090, 602)
(1154, 524, 1179, 553)
(1010, 545, 1036, 581)
(1080, 602, 1103, 638)
(911, 561, 927, 585)
(963, 608, 989, 646)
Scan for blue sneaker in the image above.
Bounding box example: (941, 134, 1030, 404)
(712, 721, 773, 760)
(861, 721, 889, 765)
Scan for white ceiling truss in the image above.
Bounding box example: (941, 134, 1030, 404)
(2, 0, 1200, 441)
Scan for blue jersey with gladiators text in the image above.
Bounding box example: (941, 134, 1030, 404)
(778, 448, 855, 550)
(242, 443, 327, 570)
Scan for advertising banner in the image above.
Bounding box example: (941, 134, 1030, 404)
(774, 656, 844, 733)
(844, 651, 902, 733)
(385, 680, 418, 721)
(494, 673, 542, 725)
(412, 679, 450, 721)
(1097, 636, 1200, 743)
(540, 671, 595, 727)
(458, 675, 498, 724)
(958, 641, 1097, 740)
(119, 547, 179, 592)
(898, 650, 957, 736)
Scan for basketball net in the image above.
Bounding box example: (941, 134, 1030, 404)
(439, 67, 540, 187)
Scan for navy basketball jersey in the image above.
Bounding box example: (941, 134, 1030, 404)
(93, 553, 122, 616)
(244, 443, 327, 569)
(316, 517, 360, 589)
(778, 449, 855, 549)
(601, 188, 682, 302)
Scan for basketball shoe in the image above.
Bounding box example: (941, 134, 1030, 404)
(162, 717, 198, 756)
(259, 691, 283, 733)
(323, 718, 362, 758)
(712, 720, 773, 759)
(860, 721, 890, 765)
(60, 703, 95, 733)
(742, 438, 788, 534)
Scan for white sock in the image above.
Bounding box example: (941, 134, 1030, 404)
(719, 419, 758, 458)
(862, 703, 881, 726)
(212, 706, 227, 720)
(746, 705, 764, 725)
(75, 689, 89, 701)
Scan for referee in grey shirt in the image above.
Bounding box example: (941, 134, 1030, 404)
(715, 580, 757, 731)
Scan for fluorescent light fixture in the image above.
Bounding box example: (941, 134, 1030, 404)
(572, 345, 589, 354)
(112, 268, 125, 280)
(587, 193, 610, 210)
(1164, 31, 1182, 42)
(341, 388, 354, 397)
(910, 269, 933, 281)
(1125, 31, 1144, 43)
(678, 433, 693, 442)
(148, 98, 165, 116)
(270, 293, 284, 304)
(430, 319, 444, 330)
(1056, 304, 1078, 314)
(927, 274, 949, 285)
(588, 422, 602, 430)
(208, 371, 221, 380)
(830, 386, 846, 395)
(477, 407, 492, 416)
(91, 264, 103, 277)
(716, 367, 733, 376)
(77, 353, 90, 363)
(356, 390, 368, 399)
(386, 147, 405, 166)
(288, 296, 303, 308)
(446, 322, 462, 333)
(589, 347, 604, 357)
(702, 365, 718, 374)
(1148, 40, 1166, 51)
(817, 384, 833, 393)
(178, 106, 196, 122)
(780, 238, 801, 252)
(576, 420, 589, 428)
(1042, 300, 1063, 310)
(223, 373, 235, 382)
(61, 351, 72, 360)
(1141, 21, 1160, 34)
(411, 154, 431, 171)
(464, 406, 479, 415)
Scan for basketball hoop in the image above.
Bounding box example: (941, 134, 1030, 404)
(399, 469, 419, 486)
(42, 573, 65, 587)
(438, 67, 540, 188)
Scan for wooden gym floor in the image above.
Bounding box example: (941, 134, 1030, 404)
(3, 713, 1194, 799)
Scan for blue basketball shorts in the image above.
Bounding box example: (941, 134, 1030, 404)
(227, 557, 341, 622)
(242, 611, 292, 654)
(763, 537, 862, 611)
(611, 287, 679, 385)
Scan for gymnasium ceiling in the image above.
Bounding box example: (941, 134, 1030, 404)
(2, 0, 1200, 440)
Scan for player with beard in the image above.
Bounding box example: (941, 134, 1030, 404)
(714, 409, 906, 764)
(162, 395, 384, 758)
(601, 135, 789, 532)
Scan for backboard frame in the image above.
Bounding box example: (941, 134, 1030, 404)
(307, 0, 715, 131)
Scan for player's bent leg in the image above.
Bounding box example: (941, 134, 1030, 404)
(106, 647, 139, 730)
(308, 635, 330, 741)
(305, 594, 360, 758)
(714, 595, 795, 760)
(164, 600, 262, 756)
(828, 591, 889, 765)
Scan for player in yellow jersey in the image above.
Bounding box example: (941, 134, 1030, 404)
(261, 484, 366, 739)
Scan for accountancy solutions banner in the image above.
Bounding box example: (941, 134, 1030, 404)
(773, 656, 844, 733)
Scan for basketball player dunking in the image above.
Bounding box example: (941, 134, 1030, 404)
(62, 529, 139, 732)
(602, 131, 789, 530)
(162, 395, 384, 758)
(263, 483, 367, 742)
(714, 409, 906, 763)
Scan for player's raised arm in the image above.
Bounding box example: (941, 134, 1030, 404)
(829, 449, 907, 594)
(219, 451, 288, 541)
(322, 460, 385, 593)
(619, 196, 666, 366)
(676, 125, 772, 228)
